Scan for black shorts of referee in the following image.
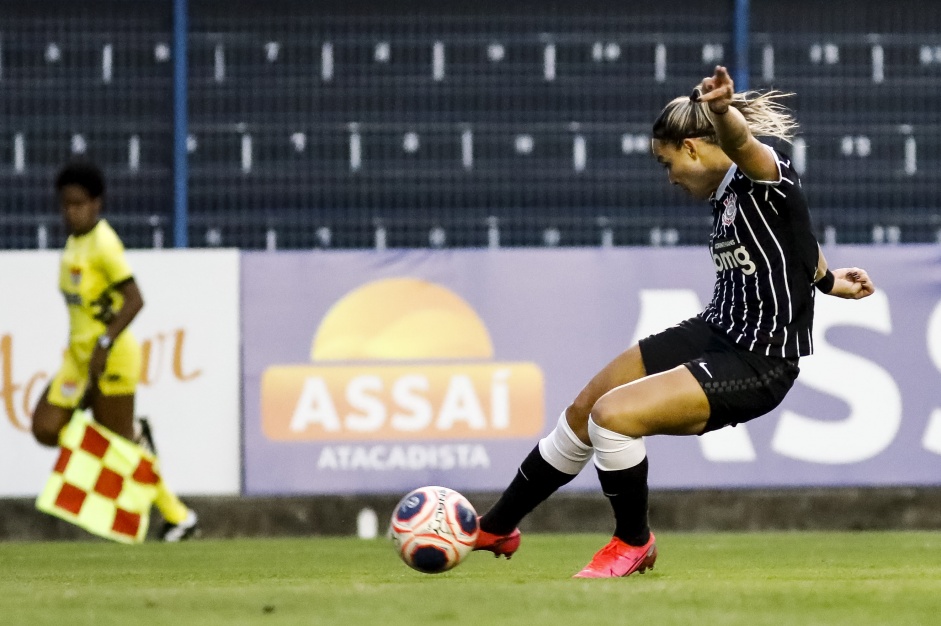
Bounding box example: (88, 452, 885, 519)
(638, 316, 800, 434)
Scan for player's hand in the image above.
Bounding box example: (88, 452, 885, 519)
(88, 344, 108, 383)
(695, 65, 735, 115)
(829, 267, 875, 300)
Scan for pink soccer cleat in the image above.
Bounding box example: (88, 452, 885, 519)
(572, 533, 657, 578)
(473, 519, 521, 559)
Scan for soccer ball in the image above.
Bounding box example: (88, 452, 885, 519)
(390, 486, 479, 574)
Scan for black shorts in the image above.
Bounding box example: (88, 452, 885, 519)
(638, 316, 800, 434)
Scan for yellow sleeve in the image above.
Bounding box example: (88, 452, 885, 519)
(95, 222, 134, 285)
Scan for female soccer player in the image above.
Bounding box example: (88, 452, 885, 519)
(473, 66, 875, 577)
(31, 161, 199, 542)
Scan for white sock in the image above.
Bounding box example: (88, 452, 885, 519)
(537, 411, 594, 475)
(588, 416, 646, 471)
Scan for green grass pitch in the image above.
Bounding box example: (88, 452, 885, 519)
(1, 532, 940, 625)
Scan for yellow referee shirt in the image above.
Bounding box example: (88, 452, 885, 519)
(50, 219, 141, 406)
(59, 219, 134, 361)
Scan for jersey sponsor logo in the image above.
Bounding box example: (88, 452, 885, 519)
(61, 291, 82, 306)
(69, 267, 82, 286)
(711, 240, 757, 276)
(721, 192, 738, 227)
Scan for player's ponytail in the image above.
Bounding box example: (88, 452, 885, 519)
(652, 89, 798, 147)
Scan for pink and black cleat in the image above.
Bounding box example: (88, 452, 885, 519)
(572, 533, 657, 578)
(473, 519, 521, 559)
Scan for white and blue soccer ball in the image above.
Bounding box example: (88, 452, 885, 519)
(390, 486, 479, 574)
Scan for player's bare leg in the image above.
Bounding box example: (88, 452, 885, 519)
(31, 386, 72, 447)
(591, 365, 710, 438)
(565, 344, 648, 443)
(91, 392, 135, 440)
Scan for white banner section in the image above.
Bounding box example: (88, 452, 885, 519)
(0, 250, 241, 496)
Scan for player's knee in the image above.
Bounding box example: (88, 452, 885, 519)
(588, 396, 619, 431)
(563, 404, 591, 443)
(31, 417, 61, 447)
(590, 397, 646, 438)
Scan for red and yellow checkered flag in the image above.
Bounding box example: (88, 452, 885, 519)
(36, 410, 161, 544)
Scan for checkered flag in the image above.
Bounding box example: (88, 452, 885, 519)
(36, 410, 161, 544)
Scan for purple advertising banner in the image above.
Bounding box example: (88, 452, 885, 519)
(242, 246, 941, 495)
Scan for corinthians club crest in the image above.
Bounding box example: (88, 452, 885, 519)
(721, 192, 738, 227)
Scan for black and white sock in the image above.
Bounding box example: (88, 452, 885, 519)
(480, 411, 594, 535)
(479, 445, 575, 535)
(588, 416, 651, 546)
(596, 457, 650, 546)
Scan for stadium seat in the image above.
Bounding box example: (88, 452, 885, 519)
(3, 0, 940, 248)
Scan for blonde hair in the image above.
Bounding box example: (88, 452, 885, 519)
(651, 89, 798, 147)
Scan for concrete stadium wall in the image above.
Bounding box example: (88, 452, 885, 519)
(2, 487, 940, 542)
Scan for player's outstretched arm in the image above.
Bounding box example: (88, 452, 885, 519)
(828, 268, 875, 300)
(695, 65, 779, 182)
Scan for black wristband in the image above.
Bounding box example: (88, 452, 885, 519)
(815, 269, 835, 294)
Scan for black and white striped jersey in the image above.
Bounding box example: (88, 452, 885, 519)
(699, 147, 819, 358)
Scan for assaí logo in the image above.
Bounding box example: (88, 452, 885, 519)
(260, 278, 546, 471)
